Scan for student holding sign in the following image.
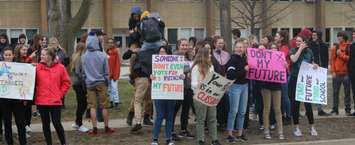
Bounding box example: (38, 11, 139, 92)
(289, 36, 318, 137)
(225, 40, 249, 143)
(0, 48, 27, 145)
(260, 43, 286, 140)
(192, 47, 222, 145)
(151, 46, 176, 145)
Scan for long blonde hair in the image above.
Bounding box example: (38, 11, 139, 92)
(70, 42, 86, 70)
(192, 47, 212, 78)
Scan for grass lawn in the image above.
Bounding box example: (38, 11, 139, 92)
(32, 80, 135, 123)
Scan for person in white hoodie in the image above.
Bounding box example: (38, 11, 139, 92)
(191, 47, 222, 145)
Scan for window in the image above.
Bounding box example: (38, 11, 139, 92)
(10, 29, 22, 44)
(325, 28, 331, 43)
(0, 29, 6, 35)
(180, 28, 192, 39)
(333, 28, 342, 43)
(194, 28, 205, 40)
(272, 28, 278, 36)
(292, 28, 301, 38)
(280, 28, 290, 39)
(76, 29, 88, 42)
(25, 29, 38, 41)
(167, 28, 178, 45)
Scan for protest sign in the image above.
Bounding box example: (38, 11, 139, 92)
(0, 62, 36, 100)
(247, 48, 287, 83)
(296, 62, 327, 105)
(194, 72, 233, 107)
(151, 55, 185, 100)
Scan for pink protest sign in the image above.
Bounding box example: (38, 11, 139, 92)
(247, 48, 287, 83)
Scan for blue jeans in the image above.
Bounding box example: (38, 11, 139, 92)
(281, 82, 291, 118)
(108, 80, 120, 103)
(141, 41, 162, 51)
(152, 100, 176, 141)
(227, 83, 248, 131)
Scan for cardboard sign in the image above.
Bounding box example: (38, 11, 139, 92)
(296, 62, 327, 105)
(194, 72, 233, 106)
(0, 62, 36, 100)
(151, 55, 185, 100)
(247, 48, 287, 83)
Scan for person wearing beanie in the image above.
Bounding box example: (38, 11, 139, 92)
(308, 30, 330, 116)
(81, 32, 115, 135)
(330, 31, 351, 116)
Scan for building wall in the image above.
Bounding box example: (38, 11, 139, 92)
(0, 0, 40, 28)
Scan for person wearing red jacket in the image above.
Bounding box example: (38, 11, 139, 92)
(35, 48, 71, 145)
(106, 38, 121, 110)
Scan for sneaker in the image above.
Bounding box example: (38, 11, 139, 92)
(198, 140, 205, 145)
(226, 135, 237, 143)
(330, 110, 339, 116)
(25, 125, 32, 133)
(211, 140, 222, 145)
(143, 118, 154, 126)
(270, 124, 276, 130)
(318, 110, 330, 116)
(105, 127, 115, 134)
(151, 141, 158, 145)
(310, 127, 318, 136)
(72, 124, 79, 129)
(264, 130, 272, 140)
(131, 124, 142, 132)
(236, 135, 247, 142)
(293, 128, 303, 137)
(172, 133, 181, 141)
(167, 141, 175, 145)
(350, 112, 355, 116)
(88, 130, 98, 136)
(78, 125, 89, 133)
(279, 134, 285, 140)
(178, 131, 194, 139)
(259, 125, 264, 130)
(26, 133, 31, 138)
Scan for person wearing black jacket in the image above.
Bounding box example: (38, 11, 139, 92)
(225, 40, 248, 142)
(309, 30, 330, 116)
(128, 6, 142, 49)
(348, 30, 355, 116)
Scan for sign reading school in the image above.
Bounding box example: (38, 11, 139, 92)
(194, 72, 233, 107)
(151, 55, 185, 100)
(247, 48, 287, 83)
(0, 62, 36, 100)
(296, 62, 327, 105)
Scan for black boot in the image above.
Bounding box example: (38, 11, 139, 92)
(126, 112, 134, 126)
(143, 114, 153, 125)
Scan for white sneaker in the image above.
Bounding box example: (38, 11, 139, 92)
(26, 133, 31, 138)
(270, 124, 276, 130)
(310, 127, 318, 136)
(168, 142, 175, 145)
(151, 141, 158, 145)
(293, 128, 303, 137)
(25, 126, 32, 133)
(78, 125, 89, 133)
(72, 124, 80, 129)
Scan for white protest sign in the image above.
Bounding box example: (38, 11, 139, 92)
(0, 62, 36, 100)
(296, 62, 327, 105)
(194, 72, 233, 106)
(151, 55, 185, 100)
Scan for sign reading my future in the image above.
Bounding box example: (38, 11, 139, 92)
(296, 62, 327, 105)
(247, 48, 287, 83)
(151, 55, 185, 100)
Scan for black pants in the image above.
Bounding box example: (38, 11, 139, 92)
(73, 83, 88, 126)
(38, 106, 66, 145)
(350, 71, 355, 110)
(217, 93, 229, 128)
(1, 99, 26, 145)
(289, 76, 314, 125)
(24, 102, 33, 127)
(173, 88, 193, 131)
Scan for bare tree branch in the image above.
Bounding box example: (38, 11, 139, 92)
(232, 19, 247, 29)
(255, 2, 292, 24)
(69, 0, 92, 33)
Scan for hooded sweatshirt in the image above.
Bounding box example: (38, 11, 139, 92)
(81, 32, 109, 88)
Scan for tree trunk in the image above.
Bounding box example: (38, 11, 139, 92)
(219, 0, 232, 52)
(261, 0, 271, 37)
(47, 0, 92, 56)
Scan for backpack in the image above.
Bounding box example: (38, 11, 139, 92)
(141, 17, 162, 42)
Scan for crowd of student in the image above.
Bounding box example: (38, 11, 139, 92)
(0, 6, 355, 145)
